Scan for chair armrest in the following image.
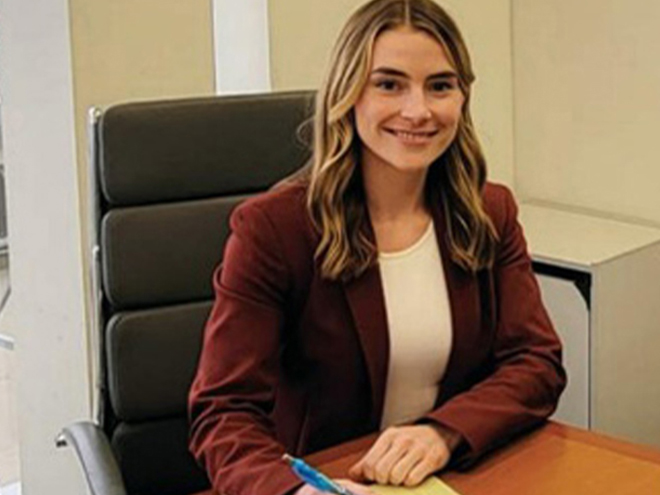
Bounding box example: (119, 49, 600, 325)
(56, 420, 127, 495)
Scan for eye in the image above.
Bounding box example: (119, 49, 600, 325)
(374, 78, 401, 91)
(429, 80, 455, 92)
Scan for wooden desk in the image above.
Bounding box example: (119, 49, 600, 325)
(196, 422, 660, 494)
(308, 423, 660, 495)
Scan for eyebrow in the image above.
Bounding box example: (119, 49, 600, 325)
(370, 67, 458, 79)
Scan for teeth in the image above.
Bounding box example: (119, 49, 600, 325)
(393, 130, 433, 140)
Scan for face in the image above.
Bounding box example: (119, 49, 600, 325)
(354, 26, 465, 177)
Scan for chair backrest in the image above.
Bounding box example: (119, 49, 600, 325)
(92, 91, 314, 495)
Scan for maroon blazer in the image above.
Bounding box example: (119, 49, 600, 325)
(188, 181, 566, 495)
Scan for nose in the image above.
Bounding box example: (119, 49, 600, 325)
(400, 89, 432, 124)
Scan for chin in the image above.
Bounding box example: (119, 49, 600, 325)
(388, 159, 436, 174)
(390, 152, 444, 172)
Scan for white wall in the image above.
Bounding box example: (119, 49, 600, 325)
(0, 0, 90, 493)
(213, 0, 271, 93)
(269, 0, 515, 185)
(0, 1, 215, 494)
(513, 0, 660, 225)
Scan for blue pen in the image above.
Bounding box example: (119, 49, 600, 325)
(283, 454, 359, 495)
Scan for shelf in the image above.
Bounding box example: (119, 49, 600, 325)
(519, 202, 660, 270)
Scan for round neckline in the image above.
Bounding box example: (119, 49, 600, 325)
(379, 220, 435, 260)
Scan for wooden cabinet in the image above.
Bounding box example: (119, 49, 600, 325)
(519, 202, 660, 449)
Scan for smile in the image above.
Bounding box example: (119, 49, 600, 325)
(384, 128, 438, 143)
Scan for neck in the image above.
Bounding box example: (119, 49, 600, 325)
(362, 162, 428, 223)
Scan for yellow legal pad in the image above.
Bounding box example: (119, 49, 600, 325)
(370, 477, 460, 495)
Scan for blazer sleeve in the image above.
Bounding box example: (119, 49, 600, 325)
(423, 186, 567, 465)
(188, 201, 303, 495)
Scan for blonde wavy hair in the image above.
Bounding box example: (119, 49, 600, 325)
(306, 0, 498, 281)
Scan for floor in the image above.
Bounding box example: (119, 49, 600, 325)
(0, 261, 20, 493)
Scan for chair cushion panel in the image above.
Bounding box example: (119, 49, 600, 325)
(100, 91, 313, 206)
(112, 418, 210, 495)
(102, 196, 243, 309)
(107, 301, 212, 422)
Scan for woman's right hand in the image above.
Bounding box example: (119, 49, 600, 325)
(294, 479, 374, 495)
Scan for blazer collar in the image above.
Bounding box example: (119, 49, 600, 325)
(342, 201, 481, 427)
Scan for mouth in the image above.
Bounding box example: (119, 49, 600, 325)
(384, 128, 439, 143)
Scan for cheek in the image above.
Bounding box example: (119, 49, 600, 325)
(436, 99, 464, 128)
(354, 105, 382, 144)
(354, 96, 391, 128)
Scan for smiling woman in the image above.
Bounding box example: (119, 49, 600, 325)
(188, 2, 566, 495)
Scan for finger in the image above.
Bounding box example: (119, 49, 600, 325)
(403, 458, 435, 487)
(371, 442, 408, 485)
(404, 451, 449, 487)
(388, 447, 425, 485)
(296, 480, 373, 495)
(348, 458, 365, 481)
(294, 483, 324, 495)
(371, 430, 426, 485)
(350, 432, 394, 481)
(348, 449, 374, 481)
(337, 479, 376, 495)
(373, 434, 423, 485)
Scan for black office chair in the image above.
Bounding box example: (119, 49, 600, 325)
(57, 91, 314, 495)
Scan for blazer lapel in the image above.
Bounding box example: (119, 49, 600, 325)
(342, 214, 389, 429)
(343, 266, 389, 429)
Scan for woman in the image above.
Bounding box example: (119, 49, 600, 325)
(188, 1, 566, 494)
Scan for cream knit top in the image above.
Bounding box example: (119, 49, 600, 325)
(378, 221, 453, 428)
